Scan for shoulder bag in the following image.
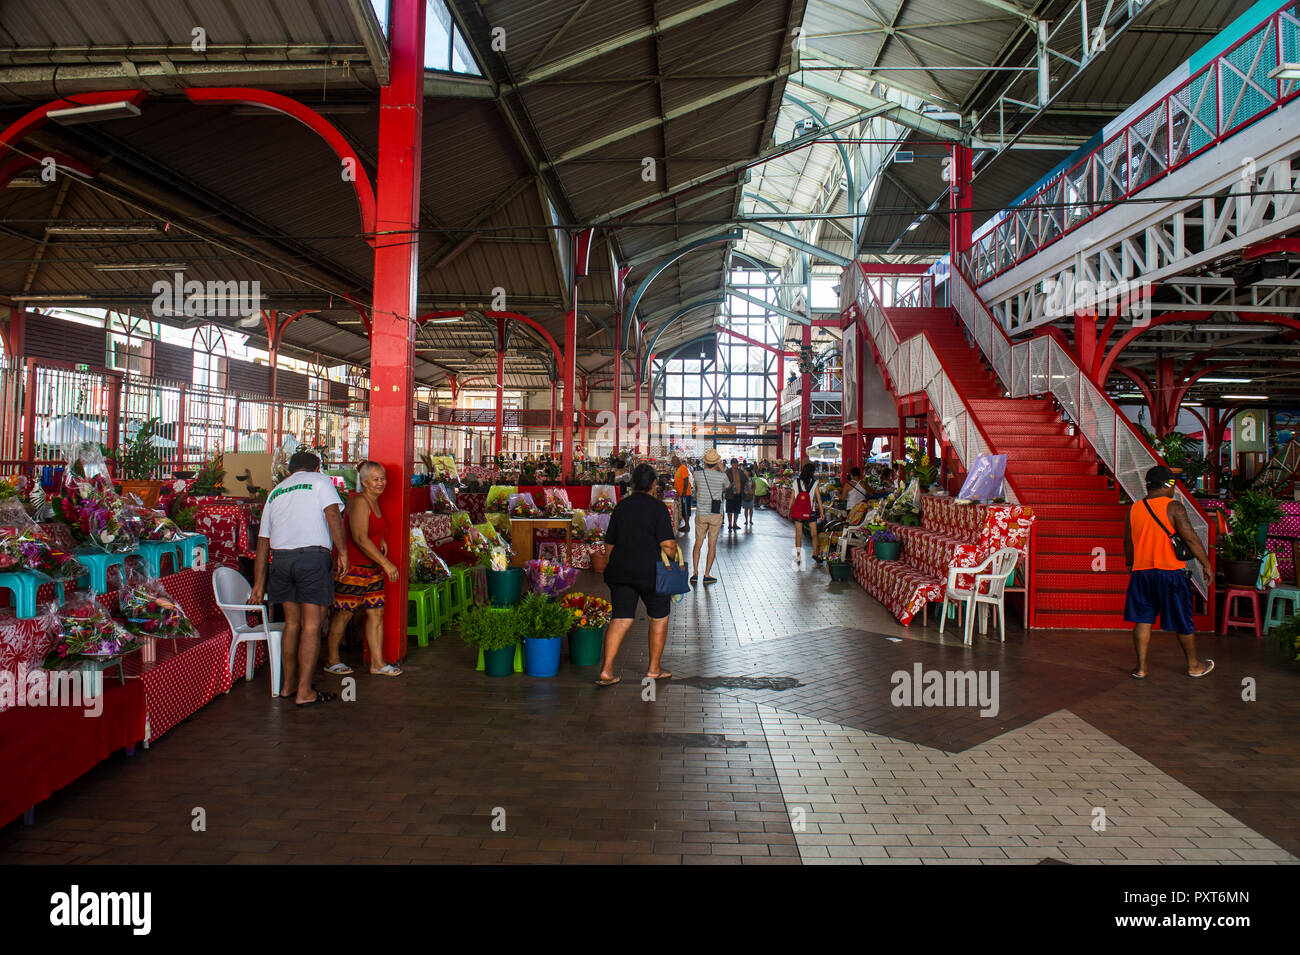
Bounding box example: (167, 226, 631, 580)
(1142, 499, 1195, 562)
(656, 549, 692, 596)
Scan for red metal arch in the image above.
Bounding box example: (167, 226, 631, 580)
(1097, 311, 1300, 385)
(184, 88, 377, 243)
(417, 310, 563, 367)
(0, 90, 148, 157)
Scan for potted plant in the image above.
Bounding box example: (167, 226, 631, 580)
(561, 592, 611, 665)
(112, 417, 165, 505)
(1272, 612, 1300, 662)
(1219, 521, 1262, 587)
(1231, 490, 1284, 550)
(872, 527, 901, 561)
(516, 591, 572, 677)
(459, 603, 520, 677)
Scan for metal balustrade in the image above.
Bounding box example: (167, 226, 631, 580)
(946, 267, 1212, 598)
(849, 269, 1021, 506)
(963, 1, 1300, 285)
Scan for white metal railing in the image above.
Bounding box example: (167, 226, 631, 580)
(850, 270, 1021, 506)
(947, 267, 1211, 598)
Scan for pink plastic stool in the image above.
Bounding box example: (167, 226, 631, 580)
(1220, 585, 1261, 638)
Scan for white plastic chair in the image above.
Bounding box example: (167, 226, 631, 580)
(213, 566, 283, 697)
(939, 547, 1022, 646)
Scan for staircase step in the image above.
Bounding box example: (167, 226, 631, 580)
(1017, 490, 1118, 505)
(983, 422, 1075, 436)
(1014, 474, 1109, 491)
(1029, 503, 1129, 521)
(1036, 590, 1128, 612)
(1035, 571, 1130, 591)
(1036, 535, 1126, 555)
(1036, 551, 1126, 572)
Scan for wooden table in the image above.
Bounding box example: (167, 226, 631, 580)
(507, 517, 573, 567)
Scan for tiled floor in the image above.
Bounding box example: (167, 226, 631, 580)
(2, 510, 1297, 865)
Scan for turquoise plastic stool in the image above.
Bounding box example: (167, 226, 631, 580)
(75, 546, 132, 594)
(178, 533, 209, 569)
(406, 587, 437, 647)
(475, 642, 524, 672)
(1264, 586, 1300, 634)
(0, 571, 66, 618)
(135, 538, 183, 578)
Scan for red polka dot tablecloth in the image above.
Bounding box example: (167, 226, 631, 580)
(192, 498, 257, 568)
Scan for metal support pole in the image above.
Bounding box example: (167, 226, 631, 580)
(369, 0, 425, 663)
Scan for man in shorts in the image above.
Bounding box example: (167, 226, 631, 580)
(249, 451, 350, 706)
(690, 448, 729, 584)
(1124, 465, 1214, 679)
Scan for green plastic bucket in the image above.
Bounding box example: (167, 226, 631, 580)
(482, 645, 515, 677)
(569, 625, 604, 666)
(874, 541, 901, 561)
(486, 567, 524, 607)
(828, 561, 853, 581)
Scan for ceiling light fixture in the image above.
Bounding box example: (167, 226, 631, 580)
(47, 100, 142, 125)
(422, 317, 460, 325)
(45, 225, 159, 235)
(1221, 394, 1269, 400)
(93, 262, 187, 271)
(10, 294, 90, 301)
(1197, 377, 1253, 383)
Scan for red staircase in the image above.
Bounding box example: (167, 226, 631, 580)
(876, 307, 1184, 631)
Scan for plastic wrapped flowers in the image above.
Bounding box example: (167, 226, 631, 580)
(118, 571, 199, 642)
(524, 558, 578, 597)
(42, 597, 137, 666)
(410, 526, 452, 583)
(588, 486, 617, 514)
(464, 523, 512, 567)
(54, 472, 139, 553)
(0, 503, 84, 579)
(429, 483, 457, 514)
(543, 486, 573, 517)
(508, 492, 542, 518)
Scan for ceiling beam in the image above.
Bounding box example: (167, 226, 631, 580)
(741, 221, 851, 267)
(789, 72, 976, 144)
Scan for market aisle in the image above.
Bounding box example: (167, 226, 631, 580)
(1, 508, 1297, 864)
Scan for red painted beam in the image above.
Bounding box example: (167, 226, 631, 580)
(0, 90, 147, 155)
(717, 326, 798, 356)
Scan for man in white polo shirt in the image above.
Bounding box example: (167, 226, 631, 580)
(249, 451, 349, 707)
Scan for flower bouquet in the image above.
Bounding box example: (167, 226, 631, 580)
(524, 558, 578, 597)
(543, 486, 573, 517)
(410, 526, 452, 583)
(450, 512, 472, 539)
(0, 474, 29, 505)
(127, 505, 186, 541)
(559, 592, 612, 629)
(54, 472, 140, 553)
(489, 548, 509, 572)
(464, 523, 512, 567)
(0, 503, 84, 579)
(42, 597, 138, 666)
(429, 483, 458, 514)
(485, 485, 516, 514)
(508, 492, 542, 518)
(118, 573, 199, 642)
(589, 486, 617, 514)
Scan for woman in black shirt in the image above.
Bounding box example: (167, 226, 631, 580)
(597, 463, 679, 687)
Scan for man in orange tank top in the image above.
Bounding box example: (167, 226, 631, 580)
(1123, 465, 1214, 679)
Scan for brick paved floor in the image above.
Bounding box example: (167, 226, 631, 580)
(1, 509, 1297, 864)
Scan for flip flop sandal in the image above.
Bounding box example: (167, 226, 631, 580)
(646, 670, 672, 680)
(1189, 659, 1215, 678)
(703, 576, 718, 584)
(595, 676, 621, 687)
(690, 575, 699, 583)
(370, 664, 403, 677)
(1131, 670, 1146, 680)
(323, 663, 353, 675)
(296, 690, 337, 707)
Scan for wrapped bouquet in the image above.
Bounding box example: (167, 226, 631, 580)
(543, 487, 573, 517)
(589, 486, 617, 514)
(118, 571, 199, 641)
(410, 526, 452, 583)
(524, 558, 578, 597)
(559, 592, 612, 629)
(42, 597, 137, 666)
(0, 504, 84, 579)
(54, 472, 140, 553)
(508, 492, 542, 518)
(429, 483, 457, 513)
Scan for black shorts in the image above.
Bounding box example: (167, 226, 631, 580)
(268, 546, 334, 606)
(608, 581, 671, 621)
(725, 496, 742, 514)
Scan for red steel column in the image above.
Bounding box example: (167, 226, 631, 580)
(370, 0, 425, 663)
(612, 320, 622, 455)
(561, 306, 577, 477)
(494, 319, 505, 456)
(549, 379, 557, 452)
(775, 350, 784, 461)
(799, 324, 812, 463)
(949, 144, 973, 267)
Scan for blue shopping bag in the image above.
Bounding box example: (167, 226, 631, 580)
(656, 550, 691, 597)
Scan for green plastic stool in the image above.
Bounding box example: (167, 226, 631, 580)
(407, 587, 437, 647)
(475, 642, 524, 672)
(1264, 586, 1300, 634)
(432, 578, 454, 631)
(448, 566, 471, 616)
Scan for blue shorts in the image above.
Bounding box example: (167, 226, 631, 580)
(1124, 568, 1194, 634)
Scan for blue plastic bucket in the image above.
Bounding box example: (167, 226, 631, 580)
(523, 636, 562, 677)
